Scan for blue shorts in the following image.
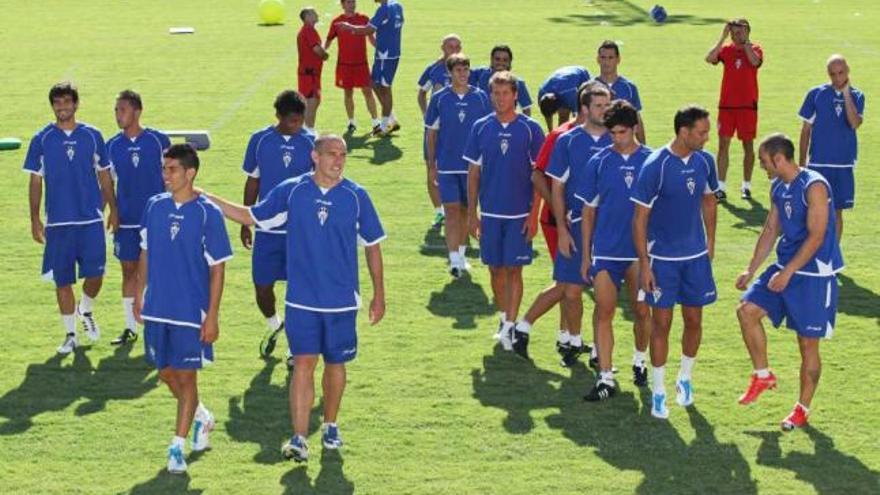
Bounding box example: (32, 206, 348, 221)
(641, 255, 717, 308)
(252, 231, 287, 286)
(371, 57, 400, 87)
(113, 227, 142, 262)
(285, 306, 358, 364)
(808, 166, 854, 210)
(553, 222, 585, 285)
(742, 264, 838, 339)
(42, 222, 106, 288)
(480, 216, 532, 267)
(589, 258, 637, 290)
(438, 173, 468, 205)
(143, 321, 213, 369)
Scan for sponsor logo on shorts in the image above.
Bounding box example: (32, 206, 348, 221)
(704, 290, 716, 298)
(652, 287, 663, 301)
(342, 347, 357, 355)
(516, 255, 530, 261)
(183, 357, 201, 362)
(806, 325, 823, 332)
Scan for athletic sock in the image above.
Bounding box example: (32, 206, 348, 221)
(371, 118, 382, 127)
(755, 368, 771, 379)
(679, 355, 696, 381)
(458, 245, 467, 259)
(514, 320, 531, 334)
(633, 349, 647, 367)
(742, 180, 751, 191)
(122, 297, 136, 331)
(652, 366, 666, 395)
(435, 206, 445, 215)
(266, 314, 282, 331)
(557, 330, 571, 345)
(600, 370, 615, 385)
(171, 436, 186, 449)
(590, 344, 598, 359)
(448, 251, 462, 267)
(381, 116, 390, 130)
(61, 314, 76, 335)
(718, 180, 727, 191)
(570, 334, 583, 348)
(79, 294, 95, 314)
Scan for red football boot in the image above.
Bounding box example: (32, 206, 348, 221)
(738, 372, 777, 405)
(781, 403, 809, 432)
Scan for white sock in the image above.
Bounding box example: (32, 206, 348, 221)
(171, 436, 186, 449)
(498, 312, 507, 325)
(448, 251, 461, 267)
(501, 320, 514, 334)
(590, 345, 598, 359)
(718, 180, 727, 191)
(570, 334, 583, 348)
(458, 245, 466, 259)
(61, 314, 76, 335)
(372, 118, 381, 127)
(390, 112, 398, 123)
(435, 206, 444, 215)
(742, 180, 751, 191)
(557, 330, 571, 344)
(381, 116, 390, 129)
(122, 297, 136, 331)
(652, 366, 666, 395)
(600, 370, 615, 385)
(755, 368, 771, 379)
(633, 349, 647, 367)
(348, 119, 356, 126)
(79, 294, 95, 313)
(679, 355, 696, 381)
(515, 320, 531, 334)
(266, 314, 282, 331)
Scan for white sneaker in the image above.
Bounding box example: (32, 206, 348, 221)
(167, 445, 187, 473)
(495, 325, 513, 351)
(675, 379, 694, 407)
(192, 408, 215, 451)
(77, 309, 100, 342)
(57, 332, 78, 355)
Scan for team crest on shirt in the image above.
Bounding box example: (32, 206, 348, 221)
(686, 177, 696, 195)
(283, 151, 292, 168)
(835, 103, 843, 117)
(735, 58, 742, 70)
(317, 205, 329, 225)
(66, 145, 75, 161)
(784, 201, 793, 219)
(458, 109, 466, 123)
(500, 139, 509, 155)
(131, 151, 140, 168)
(170, 221, 180, 241)
(624, 171, 634, 189)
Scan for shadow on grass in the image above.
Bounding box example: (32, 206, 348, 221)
(280, 449, 355, 495)
(720, 199, 769, 232)
(418, 225, 480, 259)
(426, 273, 495, 330)
(226, 357, 323, 464)
(128, 451, 207, 494)
(837, 273, 880, 324)
(343, 131, 401, 165)
(77, 344, 158, 416)
(546, 0, 726, 27)
(748, 427, 880, 493)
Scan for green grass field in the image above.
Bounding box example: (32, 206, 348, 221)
(0, 0, 878, 493)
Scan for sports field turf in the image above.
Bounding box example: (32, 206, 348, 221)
(0, 1, 878, 493)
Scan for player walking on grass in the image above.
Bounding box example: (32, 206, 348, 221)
(592, 40, 647, 144)
(464, 71, 544, 351)
(106, 89, 170, 346)
(577, 100, 653, 401)
(631, 105, 719, 420)
(706, 18, 763, 200)
(134, 144, 232, 473)
(425, 53, 491, 278)
(297, 8, 330, 132)
(735, 133, 843, 431)
(203, 134, 386, 463)
(240, 91, 316, 366)
(24, 81, 118, 355)
(419, 33, 463, 229)
(798, 54, 865, 242)
(325, 0, 381, 134)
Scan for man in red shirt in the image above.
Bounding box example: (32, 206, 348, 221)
(706, 18, 763, 200)
(297, 8, 329, 131)
(325, 0, 380, 134)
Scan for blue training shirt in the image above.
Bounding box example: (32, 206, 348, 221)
(538, 66, 592, 113)
(242, 126, 315, 233)
(544, 126, 612, 223)
(771, 169, 844, 276)
(592, 75, 643, 111)
(469, 67, 533, 111)
(798, 83, 865, 167)
(107, 128, 170, 229)
(250, 174, 386, 312)
(630, 146, 719, 260)
(139, 193, 233, 329)
(369, 0, 403, 59)
(23, 123, 110, 227)
(463, 113, 545, 218)
(576, 145, 652, 260)
(425, 85, 492, 174)
(417, 60, 450, 92)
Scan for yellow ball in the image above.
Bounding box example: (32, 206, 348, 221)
(259, 0, 285, 25)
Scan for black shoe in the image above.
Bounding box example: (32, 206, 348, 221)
(714, 190, 727, 202)
(633, 364, 648, 387)
(387, 122, 401, 134)
(560, 345, 583, 368)
(346, 122, 357, 134)
(449, 266, 463, 279)
(259, 322, 284, 358)
(512, 330, 530, 360)
(371, 124, 383, 136)
(584, 381, 617, 402)
(589, 355, 600, 371)
(110, 328, 138, 346)
(741, 188, 752, 200)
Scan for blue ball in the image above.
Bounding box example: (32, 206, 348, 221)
(650, 5, 668, 23)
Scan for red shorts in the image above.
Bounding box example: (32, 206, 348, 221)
(540, 222, 558, 262)
(717, 108, 757, 141)
(298, 69, 322, 99)
(336, 63, 371, 89)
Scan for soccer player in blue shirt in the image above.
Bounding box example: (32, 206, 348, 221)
(133, 144, 233, 473)
(798, 54, 865, 242)
(203, 134, 386, 463)
(470, 45, 533, 116)
(577, 100, 653, 401)
(425, 53, 491, 277)
(592, 40, 647, 144)
(24, 81, 119, 354)
(106, 89, 170, 346)
(735, 133, 843, 432)
(240, 90, 316, 364)
(338, 0, 404, 135)
(631, 105, 719, 420)
(537, 65, 591, 130)
(464, 71, 545, 350)
(418, 33, 462, 228)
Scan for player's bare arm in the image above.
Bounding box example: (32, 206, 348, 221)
(365, 243, 385, 325)
(201, 263, 224, 344)
(580, 205, 596, 282)
(768, 183, 829, 292)
(551, 178, 574, 257)
(97, 168, 119, 233)
(798, 121, 812, 166)
(633, 204, 654, 293)
(466, 163, 481, 239)
(28, 174, 44, 244)
(735, 202, 780, 290)
(841, 82, 863, 129)
(702, 191, 718, 260)
(240, 177, 259, 249)
(705, 23, 730, 64)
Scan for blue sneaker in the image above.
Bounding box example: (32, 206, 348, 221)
(651, 393, 669, 419)
(167, 444, 187, 473)
(322, 423, 343, 450)
(675, 378, 694, 407)
(282, 434, 309, 462)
